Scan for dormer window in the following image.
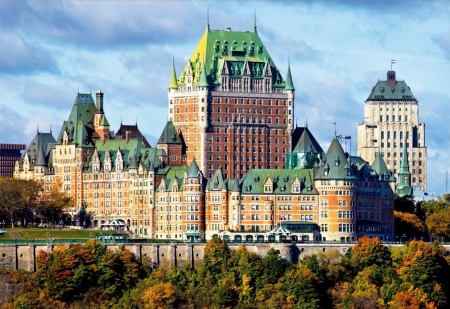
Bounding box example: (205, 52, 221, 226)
(264, 185, 272, 193)
(292, 185, 300, 193)
(334, 158, 340, 166)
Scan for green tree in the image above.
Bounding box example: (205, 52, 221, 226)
(261, 248, 289, 285)
(202, 237, 230, 279)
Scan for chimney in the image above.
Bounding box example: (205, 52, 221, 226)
(126, 131, 131, 144)
(96, 91, 104, 112)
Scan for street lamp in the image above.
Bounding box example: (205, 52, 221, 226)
(25, 232, 28, 244)
(89, 233, 93, 239)
(1, 220, 4, 229)
(46, 232, 50, 244)
(402, 233, 406, 243)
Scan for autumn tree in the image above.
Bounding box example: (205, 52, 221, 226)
(202, 237, 230, 280)
(394, 211, 426, 239)
(0, 178, 41, 227)
(426, 211, 450, 240)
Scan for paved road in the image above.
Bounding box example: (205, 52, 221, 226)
(8, 231, 22, 239)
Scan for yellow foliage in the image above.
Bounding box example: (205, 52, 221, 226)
(142, 282, 176, 309)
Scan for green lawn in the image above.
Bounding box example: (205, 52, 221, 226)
(5, 227, 115, 239)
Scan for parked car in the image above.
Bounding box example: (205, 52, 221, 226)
(0, 229, 6, 235)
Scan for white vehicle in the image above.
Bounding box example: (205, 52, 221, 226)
(0, 229, 6, 235)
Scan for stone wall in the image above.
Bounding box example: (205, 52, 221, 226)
(0, 242, 434, 272)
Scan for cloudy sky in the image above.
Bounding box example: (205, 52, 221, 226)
(1, 1, 449, 196)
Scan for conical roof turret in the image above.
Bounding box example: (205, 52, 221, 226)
(35, 143, 47, 167)
(168, 63, 178, 90)
(187, 158, 200, 178)
(196, 63, 209, 87)
(285, 64, 295, 91)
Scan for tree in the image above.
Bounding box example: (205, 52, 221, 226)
(35, 181, 73, 226)
(0, 178, 41, 227)
(261, 248, 289, 285)
(394, 211, 426, 239)
(349, 237, 392, 273)
(202, 237, 230, 279)
(142, 282, 177, 309)
(426, 211, 450, 240)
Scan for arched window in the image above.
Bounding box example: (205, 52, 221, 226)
(393, 131, 397, 139)
(387, 131, 390, 139)
(400, 131, 403, 139)
(381, 131, 384, 139)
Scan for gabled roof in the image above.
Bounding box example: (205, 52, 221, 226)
(315, 137, 357, 180)
(207, 169, 227, 191)
(158, 121, 182, 145)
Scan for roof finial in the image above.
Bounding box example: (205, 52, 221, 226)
(254, 10, 257, 33)
(207, 7, 210, 31)
(78, 82, 79, 94)
(37, 123, 39, 134)
(334, 121, 337, 138)
(306, 118, 308, 128)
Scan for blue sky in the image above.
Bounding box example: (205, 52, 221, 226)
(1, 1, 449, 196)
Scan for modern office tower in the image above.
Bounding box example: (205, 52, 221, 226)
(0, 143, 26, 177)
(357, 70, 427, 192)
(168, 24, 295, 180)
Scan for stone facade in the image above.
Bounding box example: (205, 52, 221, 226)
(357, 70, 427, 192)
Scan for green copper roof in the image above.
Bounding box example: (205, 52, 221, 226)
(186, 158, 200, 178)
(372, 152, 393, 180)
(57, 93, 97, 147)
(158, 121, 182, 145)
(367, 72, 416, 101)
(177, 27, 288, 88)
(207, 169, 227, 191)
(284, 65, 295, 91)
(99, 115, 110, 126)
(35, 143, 47, 167)
(197, 63, 209, 87)
(231, 176, 241, 193)
(168, 64, 178, 89)
(240, 169, 316, 195)
(315, 137, 357, 180)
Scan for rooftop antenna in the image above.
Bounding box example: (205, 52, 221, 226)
(391, 59, 396, 71)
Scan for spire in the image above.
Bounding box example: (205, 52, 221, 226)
(399, 142, 410, 173)
(168, 57, 178, 90)
(284, 58, 295, 91)
(254, 10, 257, 33)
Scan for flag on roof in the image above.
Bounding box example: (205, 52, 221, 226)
(338, 135, 351, 139)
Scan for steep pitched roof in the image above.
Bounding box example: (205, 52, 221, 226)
(315, 137, 357, 180)
(19, 131, 56, 169)
(114, 123, 151, 148)
(168, 64, 178, 89)
(158, 121, 182, 145)
(231, 176, 241, 193)
(56, 93, 97, 147)
(371, 152, 394, 181)
(207, 169, 227, 191)
(284, 65, 295, 91)
(293, 127, 323, 154)
(177, 27, 288, 89)
(186, 159, 200, 178)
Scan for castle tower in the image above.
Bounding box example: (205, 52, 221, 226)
(168, 24, 295, 180)
(357, 70, 427, 192)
